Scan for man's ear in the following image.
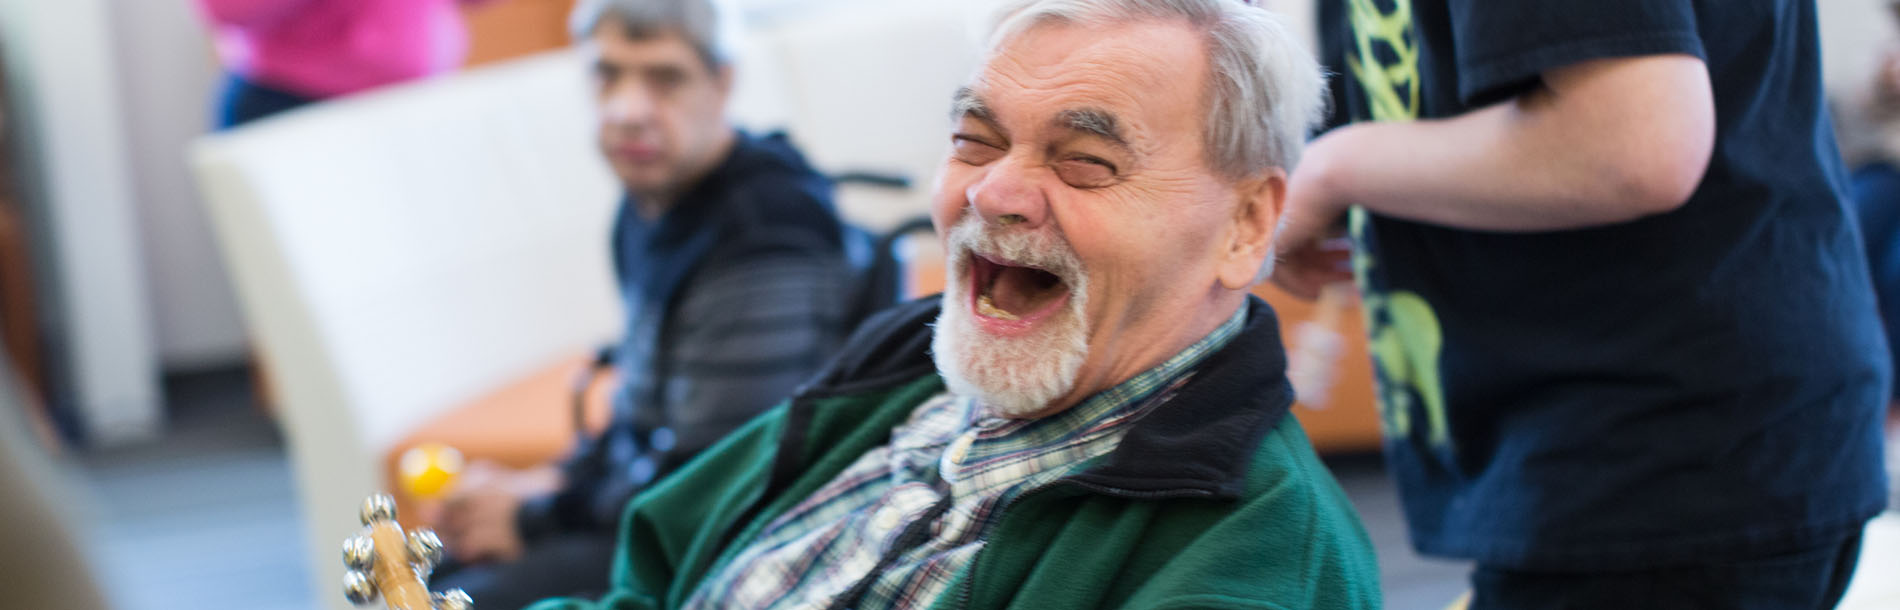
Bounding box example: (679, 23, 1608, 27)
(1216, 168, 1287, 290)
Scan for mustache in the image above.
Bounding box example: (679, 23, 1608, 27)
(946, 214, 1085, 284)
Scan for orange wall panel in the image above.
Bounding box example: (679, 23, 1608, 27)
(462, 0, 580, 67)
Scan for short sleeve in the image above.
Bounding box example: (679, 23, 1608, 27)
(1447, 0, 1705, 106)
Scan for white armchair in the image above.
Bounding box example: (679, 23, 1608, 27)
(191, 49, 622, 608)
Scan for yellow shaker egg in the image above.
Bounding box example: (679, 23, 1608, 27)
(399, 443, 464, 499)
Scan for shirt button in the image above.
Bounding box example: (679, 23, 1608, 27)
(946, 433, 976, 466)
(627, 456, 656, 485)
(649, 427, 676, 452)
(875, 506, 902, 531)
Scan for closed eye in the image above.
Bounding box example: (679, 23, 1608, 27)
(951, 134, 1004, 165)
(1055, 155, 1117, 188)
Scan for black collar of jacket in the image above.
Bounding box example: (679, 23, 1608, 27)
(788, 294, 1296, 501)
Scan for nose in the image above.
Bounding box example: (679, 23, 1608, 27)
(601, 82, 656, 127)
(966, 156, 1049, 230)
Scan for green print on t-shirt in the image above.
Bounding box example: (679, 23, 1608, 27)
(1346, 0, 1449, 448)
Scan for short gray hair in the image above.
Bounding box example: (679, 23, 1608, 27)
(570, 0, 735, 69)
(987, 0, 1326, 179)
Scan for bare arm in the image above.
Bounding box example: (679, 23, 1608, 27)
(1286, 54, 1713, 234)
(1273, 54, 1715, 296)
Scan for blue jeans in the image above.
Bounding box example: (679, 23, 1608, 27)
(1469, 533, 1863, 610)
(214, 73, 314, 129)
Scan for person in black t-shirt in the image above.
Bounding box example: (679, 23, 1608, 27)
(1286, 1, 1891, 607)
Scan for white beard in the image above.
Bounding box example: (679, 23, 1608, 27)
(930, 215, 1090, 419)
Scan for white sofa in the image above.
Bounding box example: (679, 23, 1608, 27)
(193, 50, 624, 608)
(741, 0, 988, 230)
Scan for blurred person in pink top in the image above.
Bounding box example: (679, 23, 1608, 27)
(195, 0, 485, 127)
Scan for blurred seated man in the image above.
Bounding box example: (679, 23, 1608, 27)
(426, 0, 862, 606)
(526, 1, 1381, 608)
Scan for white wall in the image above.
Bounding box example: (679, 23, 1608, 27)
(107, 0, 248, 371)
(1262, 0, 1317, 54)
(1820, 0, 1896, 98)
(0, 0, 163, 443)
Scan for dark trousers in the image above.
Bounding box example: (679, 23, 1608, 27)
(1470, 534, 1864, 610)
(214, 73, 315, 129)
(430, 533, 618, 609)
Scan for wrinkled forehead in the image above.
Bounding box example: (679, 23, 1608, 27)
(963, 19, 1209, 141)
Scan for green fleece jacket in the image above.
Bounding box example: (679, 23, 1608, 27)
(526, 297, 1381, 610)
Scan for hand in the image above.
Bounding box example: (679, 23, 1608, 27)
(1273, 236, 1355, 300)
(1272, 129, 1357, 300)
(435, 461, 559, 564)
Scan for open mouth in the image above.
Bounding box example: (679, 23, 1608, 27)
(970, 251, 1072, 326)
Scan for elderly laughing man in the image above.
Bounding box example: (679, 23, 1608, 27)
(527, 0, 1380, 608)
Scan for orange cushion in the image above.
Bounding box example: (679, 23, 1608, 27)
(1251, 284, 1384, 454)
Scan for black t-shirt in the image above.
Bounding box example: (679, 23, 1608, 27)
(1324, 0, 1893, 570)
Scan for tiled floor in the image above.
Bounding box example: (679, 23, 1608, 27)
(71, 369, 316, 610)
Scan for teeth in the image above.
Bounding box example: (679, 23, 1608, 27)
(977, 294, 1019, 320)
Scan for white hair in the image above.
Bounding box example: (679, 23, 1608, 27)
(569, 0, 738, 69)
(989, 0, 1326, 177)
